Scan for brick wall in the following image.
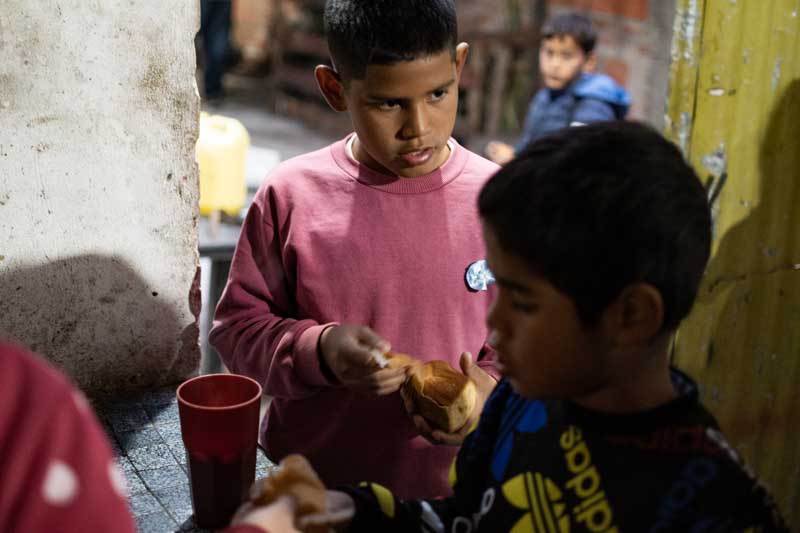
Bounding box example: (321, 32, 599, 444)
(549, 0, 676, 125)
(551, 0, 649, 21)
(454, 0, 675, 127)
(230, 0, 676, 130)
(231, 0, 278, 63)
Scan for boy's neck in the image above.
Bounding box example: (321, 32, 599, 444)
(571, 343, 678, 415)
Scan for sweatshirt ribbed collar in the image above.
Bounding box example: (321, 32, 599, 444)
(330, 133, 469, 194)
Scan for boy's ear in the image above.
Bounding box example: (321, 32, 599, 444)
(582, 52, 597, 74)
(454, 42, 470, 77)
(604, 283, 664, 346)
(315, 65, 348, 112)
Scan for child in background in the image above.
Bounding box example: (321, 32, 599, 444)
(271, 122, 788, 532)
(210, 0, 499, 499)
(487, 12, 630, 165)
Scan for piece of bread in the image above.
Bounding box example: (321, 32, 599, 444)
(403, 360, 477, 433)
(254, 454, 326, 521)
(385, 351, 421, 370)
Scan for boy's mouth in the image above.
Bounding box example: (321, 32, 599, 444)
(398, 147, 434, 167)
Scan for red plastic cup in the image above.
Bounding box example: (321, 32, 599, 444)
(177, 373, 262, 529)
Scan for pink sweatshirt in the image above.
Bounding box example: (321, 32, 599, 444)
(210, 135, 499, 498)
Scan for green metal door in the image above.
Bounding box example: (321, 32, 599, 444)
(666, 0, 800, 525)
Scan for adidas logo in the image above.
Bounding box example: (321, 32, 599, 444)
(503, 472, 570, 533)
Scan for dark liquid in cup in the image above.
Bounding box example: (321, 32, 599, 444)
(187, 447, 256, 529)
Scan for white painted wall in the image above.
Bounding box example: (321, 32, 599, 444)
(0, 1, 201, 395)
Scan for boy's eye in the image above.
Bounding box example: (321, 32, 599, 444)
(377, 100, 401, 110)
(511, 300, 537, 313)
(430, 89, 448, 101)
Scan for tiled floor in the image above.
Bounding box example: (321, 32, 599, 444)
(96, 387, 275, 533)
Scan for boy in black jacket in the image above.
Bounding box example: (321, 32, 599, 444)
(249, 122, 788, 532)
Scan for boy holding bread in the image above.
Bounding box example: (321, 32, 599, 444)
(210, 0, 499, 499)
(236, 122, 789, 531)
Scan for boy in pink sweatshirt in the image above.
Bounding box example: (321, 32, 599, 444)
(210, 0, 500, 499)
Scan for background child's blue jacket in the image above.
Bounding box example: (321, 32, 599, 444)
(514, 72, 631, 153)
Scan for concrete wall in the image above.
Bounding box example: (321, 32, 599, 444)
(0, 1, 201, 396)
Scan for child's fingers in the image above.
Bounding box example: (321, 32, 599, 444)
(431, 428, 459, 446)
(399, 386, 415, 413)
(338, 342, 380, 369)
(373, 379, 406, 396)
(431, 414, 475, 446)
(298, 490, 355, 529)
(354, 326, 391, 354)
(412, 414, 441, 444)
(458, 351, 473, 374)
(230, 501, 256, 524)
(365, 367, 407, 395)
(235, 495, 299, 531)
(248, 477, 269, 501)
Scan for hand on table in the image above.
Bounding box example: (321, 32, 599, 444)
(319, 325, 408, 395)
(402, 352, 497, 446)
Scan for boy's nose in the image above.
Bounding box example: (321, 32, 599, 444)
(401, 104, 430, 139)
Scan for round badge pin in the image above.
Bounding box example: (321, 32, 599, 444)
(465, 259, 495, 292)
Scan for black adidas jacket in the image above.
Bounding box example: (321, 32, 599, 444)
(341, 370, 788, 532)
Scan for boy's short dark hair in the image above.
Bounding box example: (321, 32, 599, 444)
(324, 0, 458, 80)
(541, 12, 597, 54)
(479, 121, 711, 333)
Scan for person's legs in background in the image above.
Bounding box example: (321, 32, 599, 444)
(200, 0, 232, 100)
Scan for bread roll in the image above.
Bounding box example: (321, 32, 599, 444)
(385, 351, 420, 370)
(254, 454, 326, 522)
(402, 359, 477, 433)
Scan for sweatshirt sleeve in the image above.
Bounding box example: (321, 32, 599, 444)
(209, 191, 337, 400)
(571, 97, 616, 125)
(338, 482, 462, 533)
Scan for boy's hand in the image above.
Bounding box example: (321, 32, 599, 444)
(486, 141, 515, 165)
(298, 490, 356, 532)
(403, 352, 496, 446)
(320, 325, 408, 395)
(231, 494, 299, 532)
(231, 490, 355, 533)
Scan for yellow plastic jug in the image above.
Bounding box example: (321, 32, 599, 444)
(196, 112, 250, 216)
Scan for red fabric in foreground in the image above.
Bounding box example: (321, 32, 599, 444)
(0, 341, 269, 533)
(0, 341, 136, 533)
